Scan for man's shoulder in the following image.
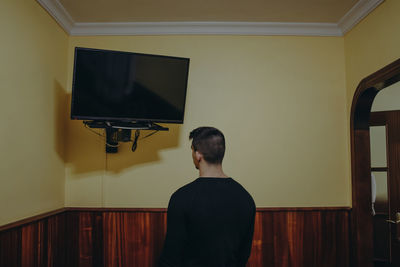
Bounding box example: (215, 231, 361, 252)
(230, 179, 256, 207)
(171, 179, 199, 198)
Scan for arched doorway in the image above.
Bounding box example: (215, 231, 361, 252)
(350, 58, 400, 267)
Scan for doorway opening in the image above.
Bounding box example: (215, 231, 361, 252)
(350, 58, 400, 267)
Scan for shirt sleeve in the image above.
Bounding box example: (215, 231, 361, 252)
(158, 192, 188, 267)
(237, 204, 256, 266)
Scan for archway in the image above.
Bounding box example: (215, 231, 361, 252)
(350, 58, 400, 267)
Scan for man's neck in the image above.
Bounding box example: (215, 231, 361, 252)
(199, 163, 228, 178)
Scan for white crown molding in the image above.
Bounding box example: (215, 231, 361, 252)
(36, 0, 74, 34)
(37, 0, 384, 36)
(70, 22, 342, 36)
(338, 0, 384, 34)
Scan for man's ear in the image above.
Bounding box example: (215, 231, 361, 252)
(195, 150, 203, 162)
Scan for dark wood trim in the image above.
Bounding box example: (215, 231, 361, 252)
(256, 207, 351, 211)
(350, 58, 400, 267)
(0, 208, 67, 232)
(0, 206, 352, 233)
(351, 59, 400, 130)
(65, 207, 167, 213)
(371, 167, 388, 172)
(383, 111, 400, 264)
(66, 206, 351, 213)
(370, 111, 388, 126)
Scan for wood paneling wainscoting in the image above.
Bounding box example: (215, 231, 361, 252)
(0, 209, 68, 267)
(0, 207, 350, 267)
(251, 208, 350, 267)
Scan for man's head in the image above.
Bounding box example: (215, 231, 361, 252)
(189, 127, 225, 168)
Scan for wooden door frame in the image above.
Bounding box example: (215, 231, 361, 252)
(350, 58, 400, 266)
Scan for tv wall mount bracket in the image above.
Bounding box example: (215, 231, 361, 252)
(83, 120, 169, 153)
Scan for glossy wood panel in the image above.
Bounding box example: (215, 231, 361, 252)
(0, 227, 21, 267)
(0, 208, 350, 267)
(0, 211, 67, 267)
(102, 211, 167, 266)
(249, 209, 350, 267)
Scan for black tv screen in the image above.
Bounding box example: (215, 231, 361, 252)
(71, 47, 190, 123)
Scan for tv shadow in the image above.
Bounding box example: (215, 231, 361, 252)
(54, 82, 181, 175)
(54, 81, 68, 161)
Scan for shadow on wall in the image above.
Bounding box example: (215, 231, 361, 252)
(54, 81, 68, 160)
(105, 124, 181, 173)
(53, 83, 181, 175)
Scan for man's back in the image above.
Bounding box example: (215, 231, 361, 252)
(158, 177, 256, 267)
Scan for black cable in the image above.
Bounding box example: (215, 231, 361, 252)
(85, 123, 158, 152)
(84, 124, 105, 137)
(140, 130, 159, 140)
(131, 130, 140, 152)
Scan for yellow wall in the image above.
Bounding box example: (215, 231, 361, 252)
(65, 36, 350, 207)
(8, 0, 393, 221)
(344, 0, 400, 111)
(0, 0, 69, 226)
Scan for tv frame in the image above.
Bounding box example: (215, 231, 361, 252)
(70, 47, 190, 124)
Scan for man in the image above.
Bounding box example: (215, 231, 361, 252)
(158, 127, 256, 267)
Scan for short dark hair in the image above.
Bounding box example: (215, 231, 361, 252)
(189, 127, 225, 164)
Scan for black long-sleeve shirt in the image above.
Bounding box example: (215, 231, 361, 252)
(158, 177, 256, 267)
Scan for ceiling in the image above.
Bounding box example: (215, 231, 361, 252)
(58, 0, 358, 23)
(37, 0, 384, 36)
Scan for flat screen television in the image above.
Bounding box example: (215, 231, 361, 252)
(71, 47, 190, 123)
